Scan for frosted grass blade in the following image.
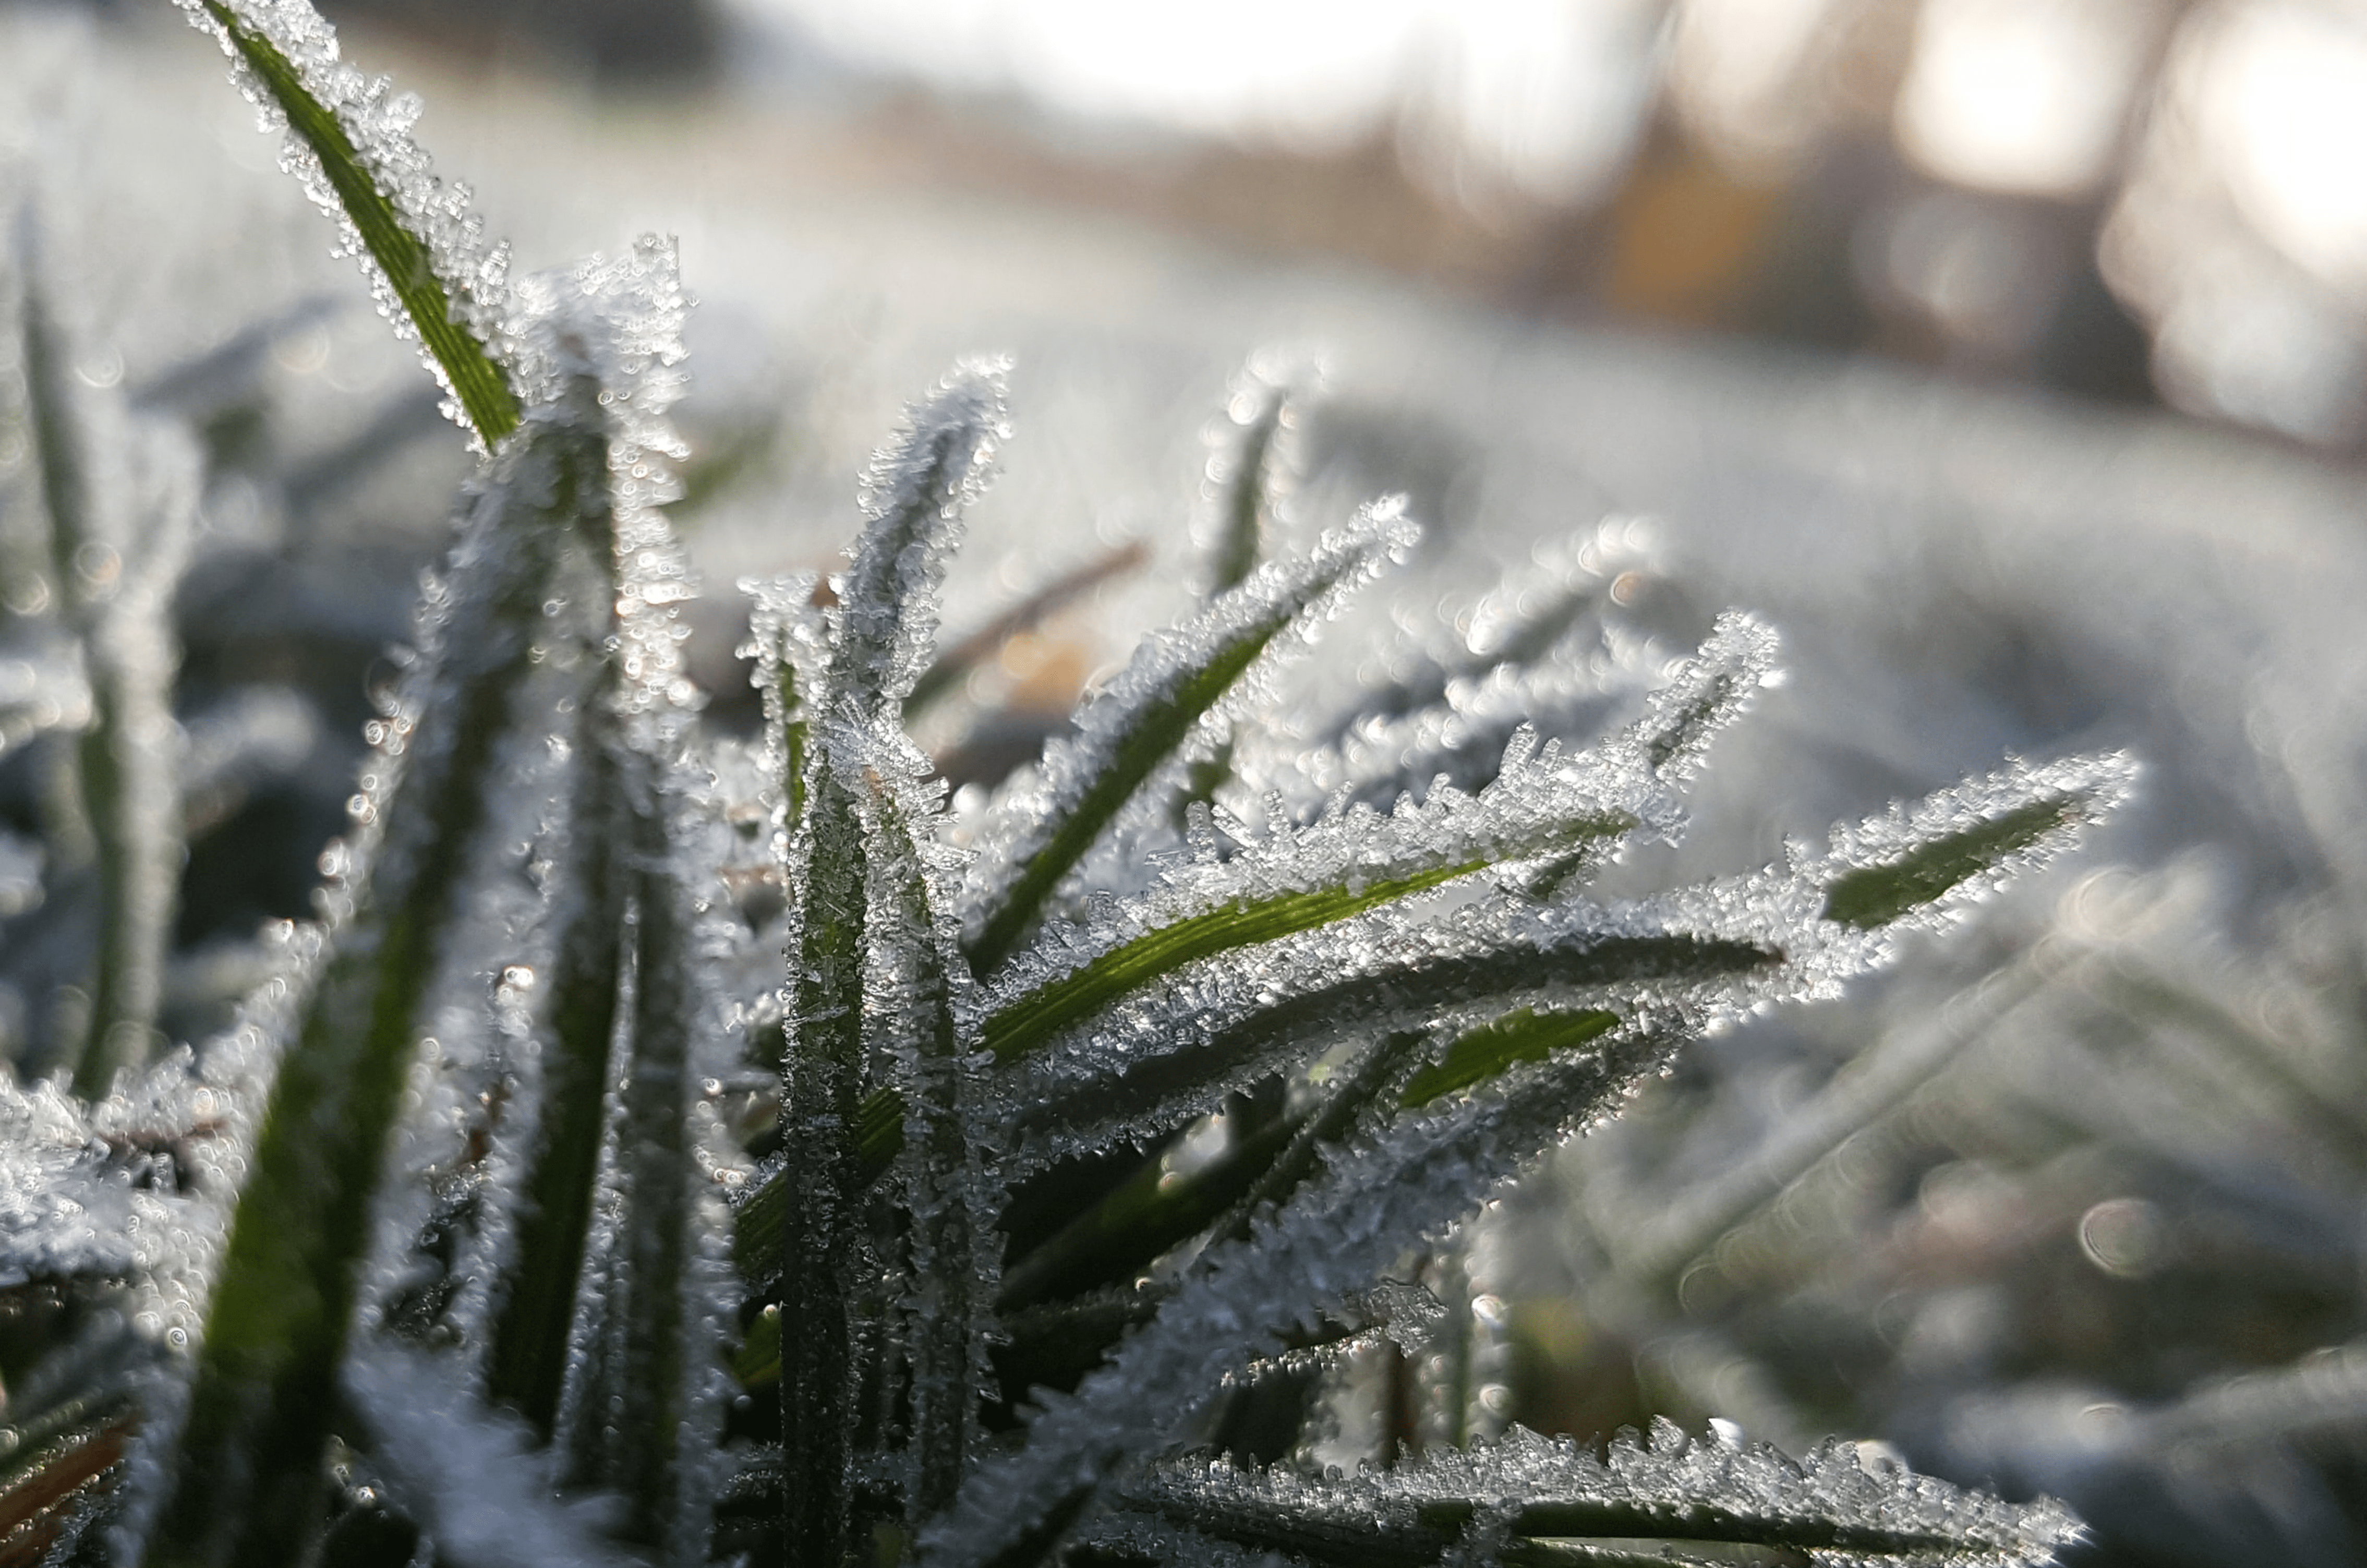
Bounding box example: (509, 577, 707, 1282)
(1202, 355, 1308, 595)
(744, 574, 826, 853)
(766, 363, 1004, 1565)
(479, 233, 693, 1454)
(146, 389, 608, 1568)
(980, 722, 1656, 1067)
(178, 0, 520, 444)
(1115, 1423, 2081, 1566)
(963, 503, 1418, 977)
(1823, 800, 2080, 928)
(1816, 753, 2136, 931)
(776, 758, 867, 1568)
(600, 762, 702, 1557)
(1397, 1007, 1622, 1111)
(1629, 611, 1777, 783)
(871, 778, 985, 1515)
(17, 249, 194, 1094)
(995, 1105, 1301, 1313)
(826, 360, 1008, 722)
(1013, 928, 1777, 1157)
(1205, 1029, 1430, 1251)
(482, 707, 625, 1437)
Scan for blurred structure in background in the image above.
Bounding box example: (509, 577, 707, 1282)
(633, 0, 2360, 447)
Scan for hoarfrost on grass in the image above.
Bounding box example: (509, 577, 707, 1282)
(0, 26, 2133, 1557)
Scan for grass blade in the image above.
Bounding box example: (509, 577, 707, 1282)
(1397, 1007, 1621, 1111)
(601, 761, 702, 1555)
(14, 249, 190, 1095)
(872, 782, 983, 1515)
(981, 782, 1641, 1067)
(1823, 798, 2079, 928)
(964, 504, 1416, 978)
(776, 764, 867, 1568)
(1016, 931, 1777, 1156)
(827, 362, 1008, 722)
(1115, 1424, 2081, 1567)
(146, 392, 606, 1568)
(1819, 754, 2136, 930)
(482, 701, 625, 1437)
(744, 575, 825, 857)
(180, 0, 520, 444)
(66, 464, 192, 1100)
(1202, 356, 1307, 595)
(995, 1103, 1300, 1313)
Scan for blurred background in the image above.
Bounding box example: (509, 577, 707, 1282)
(325, 0, 2367, 448)
(8, 2, 2367, 1565)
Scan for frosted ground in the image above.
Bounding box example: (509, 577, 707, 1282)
(8, 6, 2367, 1564)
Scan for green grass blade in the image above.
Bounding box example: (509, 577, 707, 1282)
(186, 1, 519, 444)
(484, 703, 625, 1437)
(147, 397, 603, 1568)
(1397, 1007, 1620, 1110)
(1207, 1031, 1429, 1252)
(16, 255, 183, 1095)
(600, 763, 701, 1553)
(1204, 361, 1297, 595)
(729, 1082, 902, 1293)
(963, 612, 1283, 978)
(872, 787, 981, 1515)
(776, 766, 868, 1568)
(992, 1285, 1164, 1412)
(985, 866, 1477, 1065)
(1018, 933, 1776, 1153)
(995, 1106, 1300, 1312)
(1817, 755, 2133, 931)
(965, 509, 1412, 978)
(982, 807, 1635, 1067)
(1821, 797, 2073, 930)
